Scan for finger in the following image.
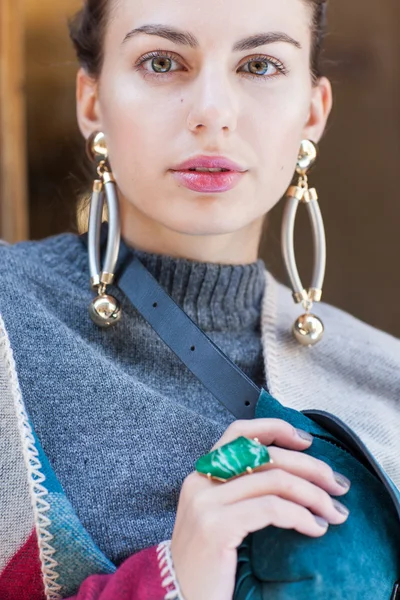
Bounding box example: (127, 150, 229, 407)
(223, 495, 330, 542)
(261, 446, 351, 496)
(211, 469, 349, 526)
(211, 419, 313, 452)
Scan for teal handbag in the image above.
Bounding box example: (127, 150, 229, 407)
(89, 227, 400, 600)
(234, 390, 400, 600)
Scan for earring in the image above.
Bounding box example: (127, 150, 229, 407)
(86, 132, 122, 328)
(281, 139, 326, 346)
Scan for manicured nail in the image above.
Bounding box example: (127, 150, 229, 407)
(333, 499, 350, 516)
(314, 516, 329, 529)
(295, 428, 313, 442)
(333, 472, 351, 490)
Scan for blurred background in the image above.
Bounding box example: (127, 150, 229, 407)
(1, 0, 400, 336)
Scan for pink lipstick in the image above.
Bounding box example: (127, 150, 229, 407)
(170, 155, 247, 193)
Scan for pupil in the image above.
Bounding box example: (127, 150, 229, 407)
(153, 58, 171, 73)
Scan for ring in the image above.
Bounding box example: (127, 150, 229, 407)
(195, 436, 273, 483)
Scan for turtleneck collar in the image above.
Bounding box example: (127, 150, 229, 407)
(126, 244, 266, 333)
(88, 222, 267, 333)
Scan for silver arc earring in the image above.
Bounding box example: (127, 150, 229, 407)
(281, 139, 326, 346)
(86, 132, 122, 328)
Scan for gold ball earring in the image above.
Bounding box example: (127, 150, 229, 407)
(281, 139, 326, 347)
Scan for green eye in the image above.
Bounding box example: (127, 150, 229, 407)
(151, 56, 173, 73)
(135, 50, 287, 80)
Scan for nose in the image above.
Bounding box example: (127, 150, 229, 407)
(186, 67, 238, 135)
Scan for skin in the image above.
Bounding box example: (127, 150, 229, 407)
(76, 2, 344, 597)
(76, 0, 332, 264)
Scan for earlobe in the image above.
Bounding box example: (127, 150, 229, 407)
(76, 68, 103, 139)
(303, 76, 333, 144)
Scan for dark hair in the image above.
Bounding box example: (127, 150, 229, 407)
(310, 0, 328, 80)
(69, 0, 328, 81)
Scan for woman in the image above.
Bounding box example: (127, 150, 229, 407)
(0, 0, 399, 599)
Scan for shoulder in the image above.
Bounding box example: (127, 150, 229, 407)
(0, 232, 88, 298)
(0, 232, 90, 343)
(0, 233, 96, 393)
(0, 231, 86, 272)
(265, 271, 400, 387)
(270, 271, 400, 349)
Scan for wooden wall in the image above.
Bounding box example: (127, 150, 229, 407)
(24, 0, 83, 239)
(2, 0, 400, 337)
(0, 0, 29, 242)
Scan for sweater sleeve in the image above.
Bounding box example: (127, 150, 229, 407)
(66, 541, 183, 600)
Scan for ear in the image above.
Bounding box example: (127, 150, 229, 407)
(76, 68, 103, 140)
(302, 76, 333, 143)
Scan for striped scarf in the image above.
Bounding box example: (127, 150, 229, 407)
(0, 314, 116, 600)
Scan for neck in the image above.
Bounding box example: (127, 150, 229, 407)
(118, 196, 264, 265)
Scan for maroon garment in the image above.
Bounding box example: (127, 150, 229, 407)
(0, 531, 45, 600)
(67, 546, 167, 600)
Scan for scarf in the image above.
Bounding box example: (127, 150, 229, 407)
(0, 314, 118, 599)
(1, 242, 399, 599)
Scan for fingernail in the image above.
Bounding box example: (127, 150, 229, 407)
(333, 499, 350, 516)
(295, 428, 313, 442)
(314, 516, 329, 529)
(333, 472, 351, 490)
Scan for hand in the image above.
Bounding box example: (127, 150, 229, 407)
(171, 418, 351, 600)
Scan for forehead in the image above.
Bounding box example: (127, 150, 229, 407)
(107, 0, 312, 48)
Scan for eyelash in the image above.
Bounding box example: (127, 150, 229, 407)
(133, 49, 289, 81)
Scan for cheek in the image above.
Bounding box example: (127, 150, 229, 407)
(99, 74, 178, 179)
(247, 85, 310, 186)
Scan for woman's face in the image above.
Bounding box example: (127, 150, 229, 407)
(77, 0, 332, 257)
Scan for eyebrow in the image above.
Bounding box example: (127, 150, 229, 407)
(122, 24, 302, 52)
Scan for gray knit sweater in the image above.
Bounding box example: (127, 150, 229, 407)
(0, 230, 399, 568)
(0, 231, 266, 565)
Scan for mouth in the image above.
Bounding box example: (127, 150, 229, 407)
(169, 168, 246, 193)
(185, 167, 231, 173)
(171, 155, 248, 173)
(172, 167, 232, 174)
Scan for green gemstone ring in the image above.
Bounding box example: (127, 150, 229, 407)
(195, 436, 273, 483)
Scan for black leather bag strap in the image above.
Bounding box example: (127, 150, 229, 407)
(80, 228, 270, 419)
(80, 223, 270, 419)
(115, 247, 263, 420)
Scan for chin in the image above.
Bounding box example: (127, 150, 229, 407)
(155, 210, 252, 236)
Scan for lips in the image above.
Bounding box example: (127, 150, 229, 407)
(171, 155, 247, 173)
(170, 154, 248, 193)
(170, 170, 245, 193)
